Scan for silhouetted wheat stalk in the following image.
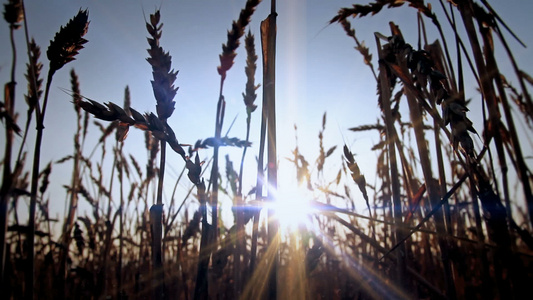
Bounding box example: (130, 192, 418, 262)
(144, 10, 178, 299)
(260, 2, 279, 298)
(234, 29, 259, 298)
(56, 70, 83, 299)
(26, 9, 89, 299)
(211, 0, 261, 239)
(0, 0, 23, 288)
(116, 86, 130, 299)
(194, 1, 261, 299)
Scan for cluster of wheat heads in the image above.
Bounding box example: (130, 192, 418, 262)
(329, 0, 533, 299)
(3, 0, 276, 299)
(71, 5, 262, 300)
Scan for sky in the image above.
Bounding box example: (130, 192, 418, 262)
(1, 0, 533, 224)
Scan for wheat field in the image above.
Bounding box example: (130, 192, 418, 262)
(1, 0, 533, 299)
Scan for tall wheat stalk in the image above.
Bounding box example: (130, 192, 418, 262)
(235, 30, 259, 298)
(211, 0, 261, 241)
(145, 10, 178, 300)
(27, 10, 89, 299)
(403, 48, 456, 300)
(0, 0, 23, 289)
(260, 1, 278, 298)
(374, 33, 409, 293)
(194, 1, 261, 299)
(57, 69, 83, 299)
(116, 86, 130, 300)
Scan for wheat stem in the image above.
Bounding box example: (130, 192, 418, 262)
(375, 32, 408, 292)
(0, 14, 18, 298)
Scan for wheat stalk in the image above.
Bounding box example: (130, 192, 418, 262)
(3, 0, 23, 29)
(143, 10, 181, 296)
(0, 0, 24, 287)
(146, 10, 178, 122)
(339, 19, 377, 81)
(217, 0, 261, 81)
(208, 0, 262, 248)
(375, 31, 408, 291)
(77, 99, 187, 159)
(17, 40, 43, 163)
(26, 9, 89, 299)
(193, 2, 261, 299)
(235, 30, 259, 296)
(47, 9, 89, 75)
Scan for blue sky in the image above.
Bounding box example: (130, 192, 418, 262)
(1, 0, 533, 223)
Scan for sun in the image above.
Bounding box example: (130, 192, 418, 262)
(269, 185, 317, 234)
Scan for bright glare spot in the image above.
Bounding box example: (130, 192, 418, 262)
(269, 185, 316, 234)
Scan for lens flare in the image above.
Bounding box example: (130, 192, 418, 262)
(269, 185, 316, 234)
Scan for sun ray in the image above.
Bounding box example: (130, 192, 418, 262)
(241, 231, 280, 300)
(304, 215, 411, 300)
